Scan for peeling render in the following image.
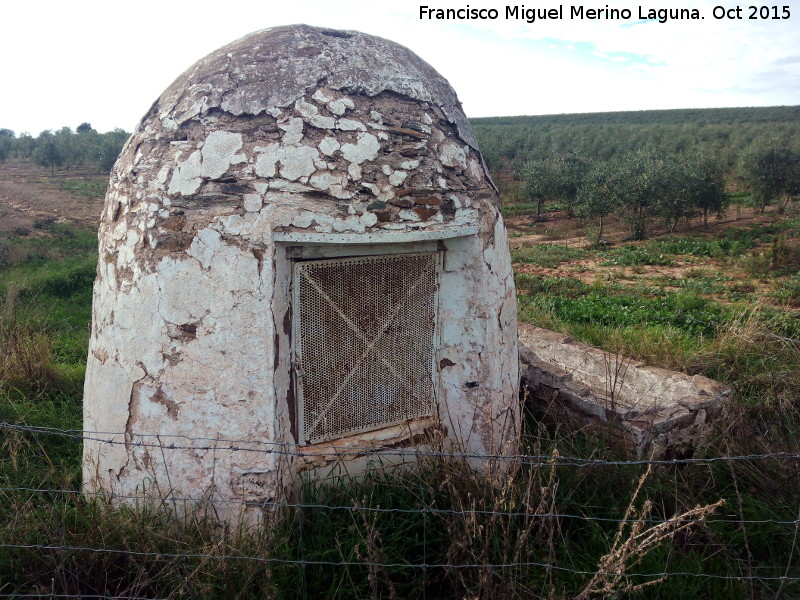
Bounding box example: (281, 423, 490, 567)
(83, 25, 519, 522)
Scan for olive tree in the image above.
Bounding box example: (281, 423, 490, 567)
(741, 145, 800, 212)
(520, 154, 590, 221)
(33, 130, 64, 174)
(520, 158, 562, 221)
(613, 149, 669, 240)
(685, 154, 728, 228)
(575, 161, 619, 242)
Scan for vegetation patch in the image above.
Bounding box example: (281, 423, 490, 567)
(501, 200, 540, 217)
(542, 290, 725, 335)
(515, 274, 591, 297)
(599, 245, 674, 266)
(645, 235, 757, 258)
(0, 226, 96, 396)
(59, 178, 108, 198)
(511, 244, 587, 268)
(771, 274, 800, 306)
(1, 108, 799, 598)
(0, 124, 129, 173)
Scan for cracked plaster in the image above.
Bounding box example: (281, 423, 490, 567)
(83, 25, 518, 522)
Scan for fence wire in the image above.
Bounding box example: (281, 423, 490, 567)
(2, 485, 799, 526)
(1, 541, 798, 581)
(2, 420, 799, 598)
(5, 421, 800, 466)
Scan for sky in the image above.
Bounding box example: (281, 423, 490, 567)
(1, 0, 798, 135)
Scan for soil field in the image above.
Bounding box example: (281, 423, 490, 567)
(0, 161, 106, 233)
(503, 199, 799, 311)
(0, 159, 795, 312)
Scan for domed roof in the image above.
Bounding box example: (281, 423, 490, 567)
(144, 24, 477, 149)
(106, 24, 498, 252)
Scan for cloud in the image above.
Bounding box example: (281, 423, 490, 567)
(450, 1, 799, 115)
(1, 0, 797, 132)
(771, 55, 800, 66)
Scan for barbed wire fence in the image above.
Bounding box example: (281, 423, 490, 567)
(1, 420, 799, 599)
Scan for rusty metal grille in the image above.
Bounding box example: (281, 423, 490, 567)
(293, 252, 439, 445)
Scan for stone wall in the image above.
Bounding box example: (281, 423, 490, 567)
(518, 324, 728, 458)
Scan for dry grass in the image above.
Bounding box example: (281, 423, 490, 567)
(0, 289, 59, 393)
(577, 464, 725, 599)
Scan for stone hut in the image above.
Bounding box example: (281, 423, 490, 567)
(83, 25, 519, 519)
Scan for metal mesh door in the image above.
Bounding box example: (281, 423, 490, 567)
(293, 252, 438, 445)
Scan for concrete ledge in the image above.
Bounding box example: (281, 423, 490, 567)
(519, 324, 730, 458)
(273, 225, 479, 243)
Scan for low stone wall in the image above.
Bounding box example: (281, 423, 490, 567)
(518, 324, 729, 458)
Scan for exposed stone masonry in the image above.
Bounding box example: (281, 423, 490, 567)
(102, 25, 495, 279)
(83, 25, 520, 522)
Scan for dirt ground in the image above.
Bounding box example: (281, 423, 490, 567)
(505, 205, 773, 249)
(0, 161, 106, 234)
(505, 200, 791, 283)
(0, 158, 785, 261)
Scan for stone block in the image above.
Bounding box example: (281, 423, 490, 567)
(519, 324, 729, 458)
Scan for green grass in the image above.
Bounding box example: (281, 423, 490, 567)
(595, 235, 758, 266)
(647, 235, 756, 258)
(0, 223, 97, 270)
(509, 215, 800, 509)
(515, 274, 590, 297)
(2, 223, 800, 598)
(58, 178, 108, 198)
(520, 284, 726, 335)
(0, 225, 96, 396)
(511, 244, 587, 268)
(4, 410, 795, 599)
(513, 232, 800, 596)
(771, 274, 800, 306)
(599, 245, 675, 266)
(500, 201, 540, 217)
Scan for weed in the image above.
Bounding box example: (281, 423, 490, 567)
(58, 178, 108, 198)
(771, 274, 800, 307)
(0, 313, 59, 394)
(648, 236, 756, 259)
(571, 323, 699, 369)
(0, 225, 96, 272)
(740, 251, 773, 277)
(769, 233, 800, 273)
(683, 268, 709, 279)
(577, 465, 725, 599)
(501, 201, 541, 217)
(675, 274, 727, 295)
(33, 217, 57, 230)
(600, 246, 673, 267)
(515, 275, 590, 298)
(0, 227, 95, 396)
(2, 214, 800, 599)
(690, 307, 800, 406)
(727, 281, 757, 295)
(543, 290, 726, 336)
(511, 244, 587, 268)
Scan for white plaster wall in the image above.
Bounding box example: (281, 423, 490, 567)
(83, 25, 519, 520)
(437, 219, 519, 460)
(84, 226, 282, 515)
